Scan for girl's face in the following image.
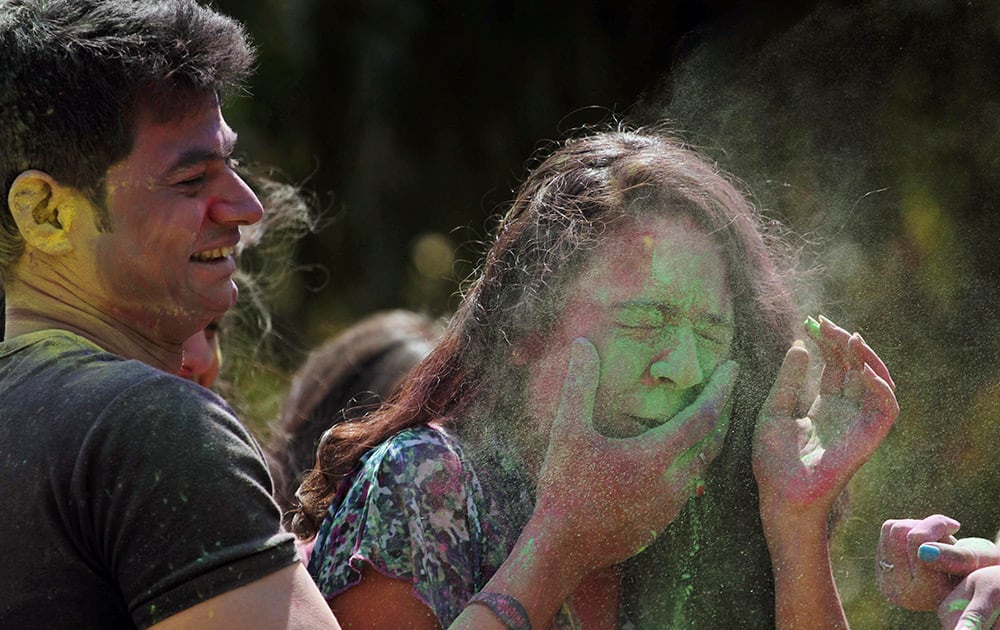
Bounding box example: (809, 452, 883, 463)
(525, 213, 734, 441)
(179, 320, 222, 388)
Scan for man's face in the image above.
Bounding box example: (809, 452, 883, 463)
(526, 213, 734, 439)
(90, 97, 262, 342)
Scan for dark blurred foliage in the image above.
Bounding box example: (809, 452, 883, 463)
(212, 0, 1000, 626)
(214, 0, 783, 347)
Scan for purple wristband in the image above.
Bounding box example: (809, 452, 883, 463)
(468, 592, 532, 630)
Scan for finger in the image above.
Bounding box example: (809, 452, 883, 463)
(832, 359, 897, 430)
(953, 609, 996, 630)
(687, 386, 735, 482)
(922, 541, 1000, 577)
(879, 519, 920, 593)
(840, 358, 869, 404)
(880, 517, 948, 570)
(700, 387, 734, 464)
(629, 360, 738, 463)
(818, 315, 854, 349)
(761, 342, 810, 419)
(881, 519, 917, 560)
(811, 316, 858, 395)
(939, 595, 976, 630)
(944, 587, 1000, 630)
(548, 337, 601, 443)
(859, 363, 899, 429)
(804, 315, 853, 362)
(804, 316, 839, 389)
(849, 333, 896, 390)
(906, 515, 964, 567)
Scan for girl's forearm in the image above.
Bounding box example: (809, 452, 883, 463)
(766, 516, 849, 630)
(449, 513, 585, 630)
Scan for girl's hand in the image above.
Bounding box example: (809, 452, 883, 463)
(753, 316, 898, 533)
(878, 514, 1000, 612)
(533, 337, 738, 573)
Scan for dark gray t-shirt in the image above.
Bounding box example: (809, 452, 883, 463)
(0, 330, 297, 628)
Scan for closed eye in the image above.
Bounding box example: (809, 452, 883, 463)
(170, 155, 242, 190)
(177, 173, 206, 186)
(615, 305, 666, 329)
(696, 324, 733, 345)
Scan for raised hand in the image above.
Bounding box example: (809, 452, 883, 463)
(753, 316, 898, 525)
(750, 317, 897, 629)
(878, 514, 1000, 612)
(533, 337, 738, 571)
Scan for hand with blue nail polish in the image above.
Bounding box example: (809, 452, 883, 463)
(877, 514, 1000, 616)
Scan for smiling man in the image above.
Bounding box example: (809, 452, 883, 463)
(0, 1, 337, 627)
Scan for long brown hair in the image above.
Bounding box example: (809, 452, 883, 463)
(294, 127, 799, 624)
(266, 310, 441, 516)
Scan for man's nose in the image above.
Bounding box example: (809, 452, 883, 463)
(208, 170, 263, 226)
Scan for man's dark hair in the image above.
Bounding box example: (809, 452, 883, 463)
(0, 0, 255, 278)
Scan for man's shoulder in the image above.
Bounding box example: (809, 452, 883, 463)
(2, 328, 151, 384)
(0, 328, 244, 447)
(2, 328, 224, 405)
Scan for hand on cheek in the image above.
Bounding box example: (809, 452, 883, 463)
(533, 337, 737, 572)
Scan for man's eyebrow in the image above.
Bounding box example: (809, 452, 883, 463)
(161, 131, 238, 176)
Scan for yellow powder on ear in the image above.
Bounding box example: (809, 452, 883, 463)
(31, 200, 58, 227)
(33, 229, 63, 248)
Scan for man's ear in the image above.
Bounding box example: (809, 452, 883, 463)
(7, 170, 82, 256)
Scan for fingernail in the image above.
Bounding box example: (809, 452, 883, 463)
(804, 316, 821, 338)
(792, 339, 806, 349)
(918, 544, 940, 562)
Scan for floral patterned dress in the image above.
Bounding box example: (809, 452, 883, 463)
(306, 424, 584, 628)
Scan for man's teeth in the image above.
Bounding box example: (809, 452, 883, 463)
(191, 246, 234, 262)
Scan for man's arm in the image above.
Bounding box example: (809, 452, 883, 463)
(151, 564, 339, 630)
